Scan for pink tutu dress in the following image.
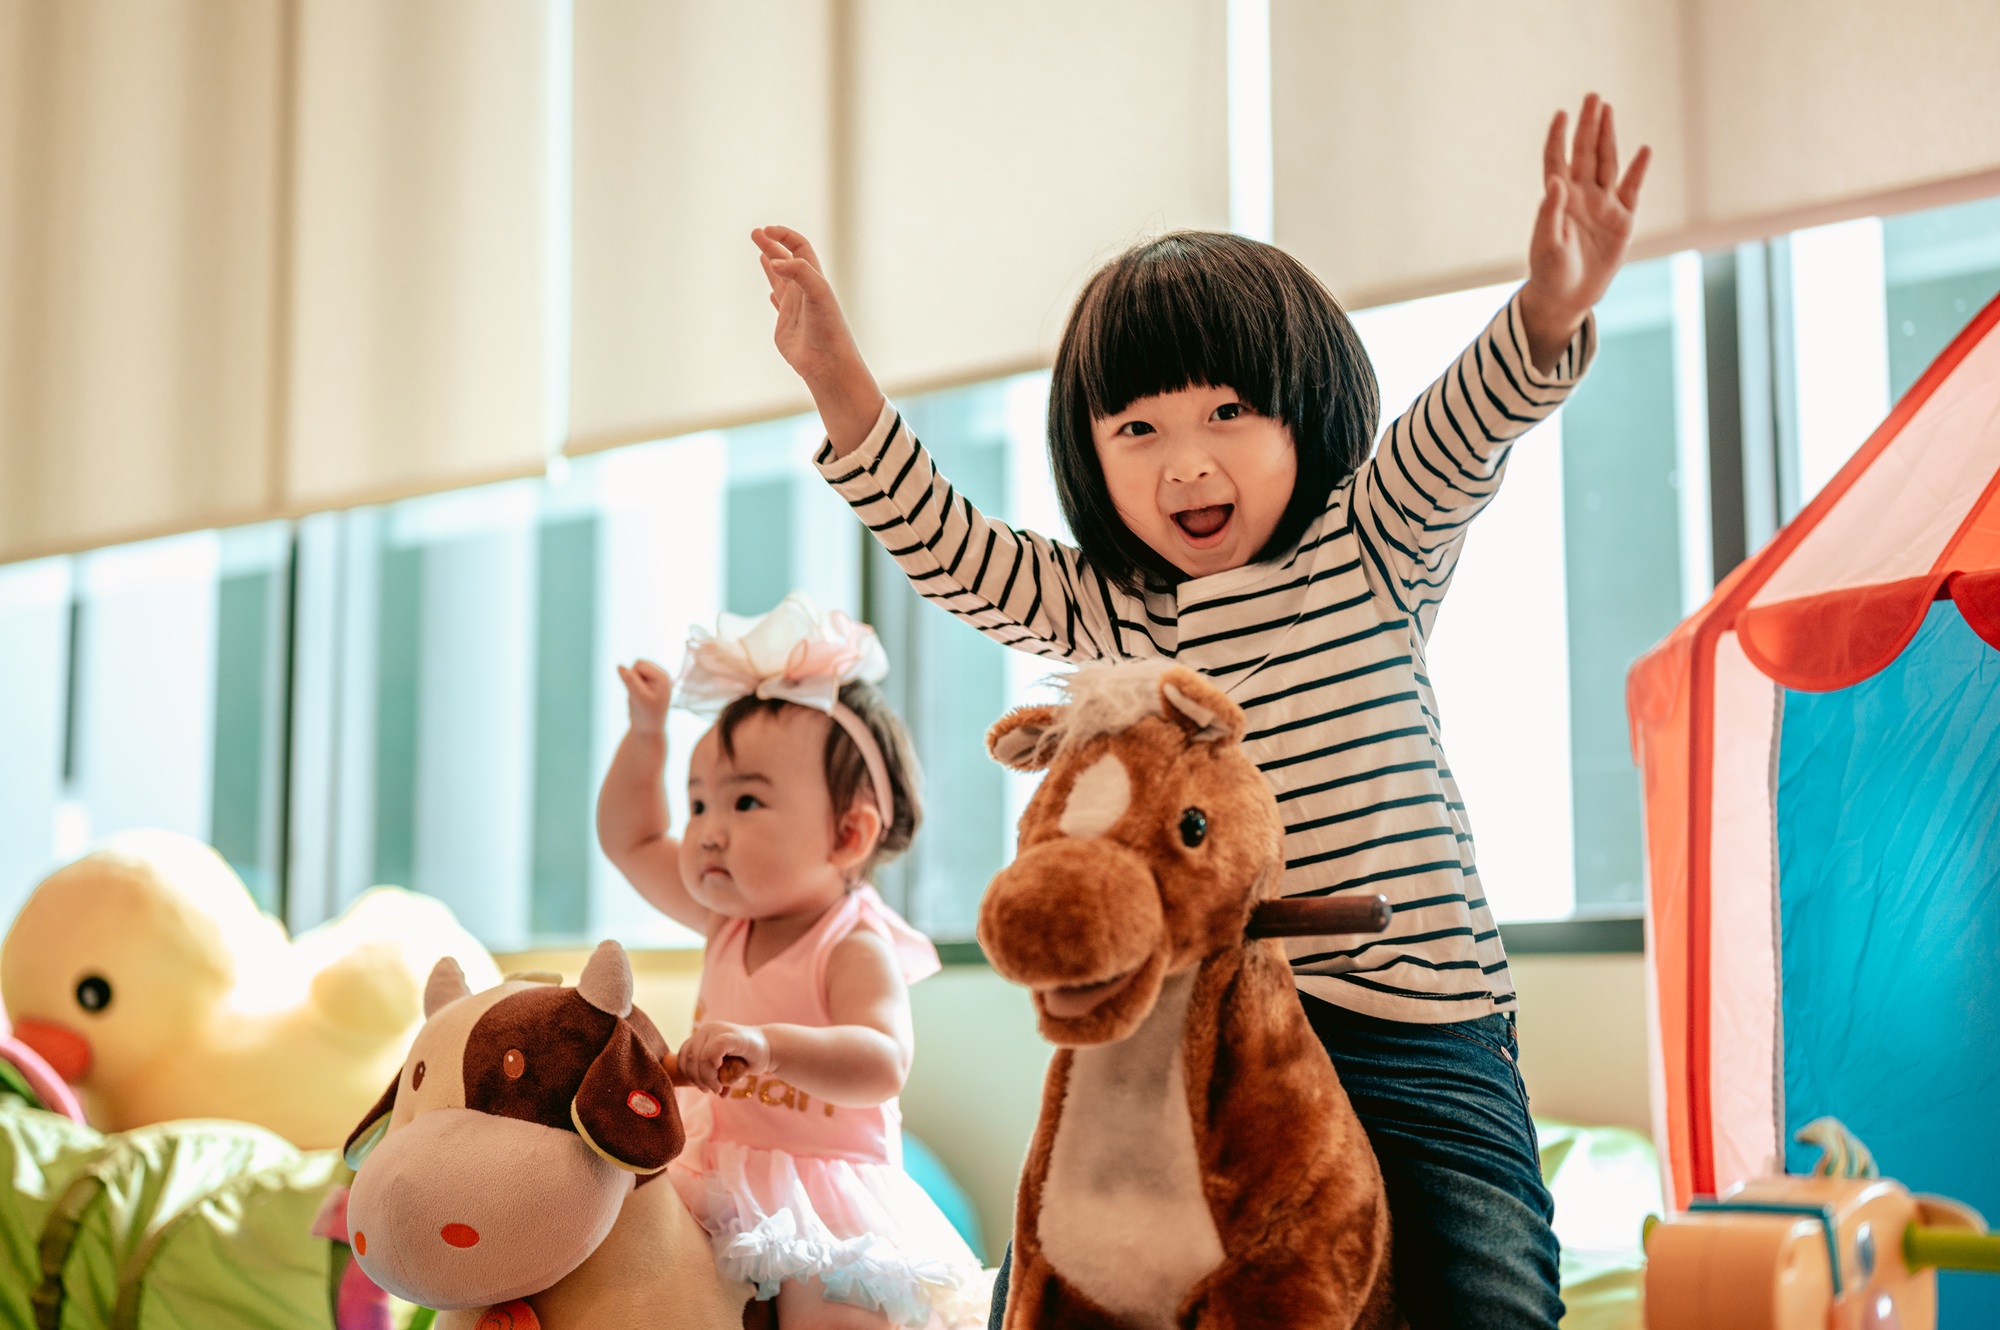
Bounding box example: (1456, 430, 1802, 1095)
(670, 886, 987, 1328)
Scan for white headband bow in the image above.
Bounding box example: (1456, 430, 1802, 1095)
(675, 592, 896, 828)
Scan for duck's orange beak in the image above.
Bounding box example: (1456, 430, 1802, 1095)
(11, 1018, 92, 1082)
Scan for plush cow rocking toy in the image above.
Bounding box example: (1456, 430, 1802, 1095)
(980, 663, 1401, 1330)
(342, 941, 759, 1330)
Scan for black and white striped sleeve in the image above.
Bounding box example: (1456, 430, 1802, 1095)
(1353, 291, 1595, 639)
(814, 401, 1117, 662)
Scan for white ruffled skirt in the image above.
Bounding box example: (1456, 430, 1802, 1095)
(670, 1110, 988, 1327)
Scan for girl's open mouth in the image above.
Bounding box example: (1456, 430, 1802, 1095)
(1172, 504, 1233, 545)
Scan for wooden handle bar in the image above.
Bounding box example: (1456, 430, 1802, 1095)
(1246, 894, 1392, 938)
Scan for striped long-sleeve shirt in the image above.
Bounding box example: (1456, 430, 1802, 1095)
(817, 293, 1594, 1023)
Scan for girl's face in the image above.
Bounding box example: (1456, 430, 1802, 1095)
(1090, 385, 1298, 580)
(680, 706, 871, 921)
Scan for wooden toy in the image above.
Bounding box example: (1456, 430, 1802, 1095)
(1644, 1119, 2000, 1329)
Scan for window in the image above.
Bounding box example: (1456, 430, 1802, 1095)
(1352, 258, 1707, 922)
(7, 195, 1999, 946)
(0, 525, 291, 921)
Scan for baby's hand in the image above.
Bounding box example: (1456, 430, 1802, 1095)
(1519, 93, 1650, 372)
(678, 1021, 774, 1096)
(617, 659, 673, 734)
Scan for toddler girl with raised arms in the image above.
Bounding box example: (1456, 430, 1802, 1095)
(597, 593, 987, 1329)
(751, 96, 1650, 1329)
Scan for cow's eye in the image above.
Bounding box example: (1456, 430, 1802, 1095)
(503, 1049, 526, 1080)
(412, 1060, 426, 1090)
(1179, 808, 1208, 848)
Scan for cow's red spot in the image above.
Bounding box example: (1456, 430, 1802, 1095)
(627, 1090, 661, 1118)
(441, 1222, 481, 1248)
(352, 1230, 367, 1256)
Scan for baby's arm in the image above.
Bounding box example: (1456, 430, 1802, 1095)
(594, 660, 712, 934)
(755, 226, 1122, 663)
(677, 929, 912, 1107)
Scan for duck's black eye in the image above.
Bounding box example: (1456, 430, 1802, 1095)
(1179, 808, 1208, 848)
(75, 975, 112, 1013)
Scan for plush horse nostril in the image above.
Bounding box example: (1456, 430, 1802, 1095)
(440, 1223, 480, 1248)
(352, 1231, 366, 1256)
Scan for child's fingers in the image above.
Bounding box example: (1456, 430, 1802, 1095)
(1596, 102, 1619, 191)
(1542, 109, 1567, 184)
(769, 255, 834, 303)
(1617, 144, 1653, 211)
(1536, 174, 1569, 251)
(751, 227, 795, 263)
(762, 225, 823, 272)
(1570, 92, 1601, 184)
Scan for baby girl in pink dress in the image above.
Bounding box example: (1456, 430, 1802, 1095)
(597, 593, 986, 1329)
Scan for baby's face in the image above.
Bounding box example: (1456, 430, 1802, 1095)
(1091, 385, 1298, 580)
(680, 708, 849, 920)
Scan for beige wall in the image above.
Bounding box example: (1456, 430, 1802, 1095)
(500, 946, 1649, 1259)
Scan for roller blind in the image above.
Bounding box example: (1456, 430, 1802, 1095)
(282, 0, 554, 510)
(1272, 0, 2000, 310)
(567, 0, 835, 455)
(1271, 0, 1690, 310)
(0, 1, 287, 562)
(842, 0, 1231, 390)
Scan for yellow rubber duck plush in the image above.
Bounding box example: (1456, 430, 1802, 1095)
(0, 829, 500, 1150)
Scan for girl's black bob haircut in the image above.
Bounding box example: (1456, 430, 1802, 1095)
(1048, 230, 1381, 592)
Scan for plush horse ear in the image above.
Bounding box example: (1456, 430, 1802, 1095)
(343, 1073, 399, 1169)
(424, 956, 471, 1017)
(571, 1019, 684, 1173)
(1159, 668, 1245, 745)
(987, 704, 1062, 771)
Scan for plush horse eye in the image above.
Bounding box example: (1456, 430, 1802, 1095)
(412, 1061, 426, 1090)
(1179, 808, 1208, 848)
(75, 975, 112, 1013)
(504, 1049, 526, 1079)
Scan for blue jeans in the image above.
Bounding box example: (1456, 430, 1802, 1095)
(987, 999, 1561, 1329)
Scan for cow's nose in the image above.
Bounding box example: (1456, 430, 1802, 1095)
(440, 1223, 480, 1248)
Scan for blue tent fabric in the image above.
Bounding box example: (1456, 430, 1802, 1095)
(1778, 601, 2000, 1326)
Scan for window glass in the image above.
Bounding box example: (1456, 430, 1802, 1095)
(1883, 195, 2000, 399)
(0, 525, 292, 916)
(865, 374, 1063, 938)
(1352, 257, 1703, 920)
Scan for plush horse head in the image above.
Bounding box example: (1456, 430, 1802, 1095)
(341, 941, 681, 1311)
(978, 662, 1399, 1329)
(979, 662, 1283, 1043)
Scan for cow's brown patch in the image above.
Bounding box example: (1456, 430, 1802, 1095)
(464, 988, 615, 1130)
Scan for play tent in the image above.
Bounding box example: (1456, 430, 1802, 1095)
(1629, 292, 2000, 1316)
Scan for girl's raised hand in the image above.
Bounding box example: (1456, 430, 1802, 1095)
(1518, 93, 1651, 372)
(678, 1020, 775, 1097)
(617, 659, 673, 734)
(752, 226, 885, 456)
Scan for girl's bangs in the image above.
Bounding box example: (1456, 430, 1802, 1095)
(1074, 256, 1283, 422)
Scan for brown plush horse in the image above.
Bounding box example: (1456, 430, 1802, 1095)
(980, 663, 1400, 1330)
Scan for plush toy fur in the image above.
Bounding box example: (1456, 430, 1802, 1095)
(0, 830, 499, 1148)
(980, 663, 1399, 1329)
(344, 942, 758, 1330)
